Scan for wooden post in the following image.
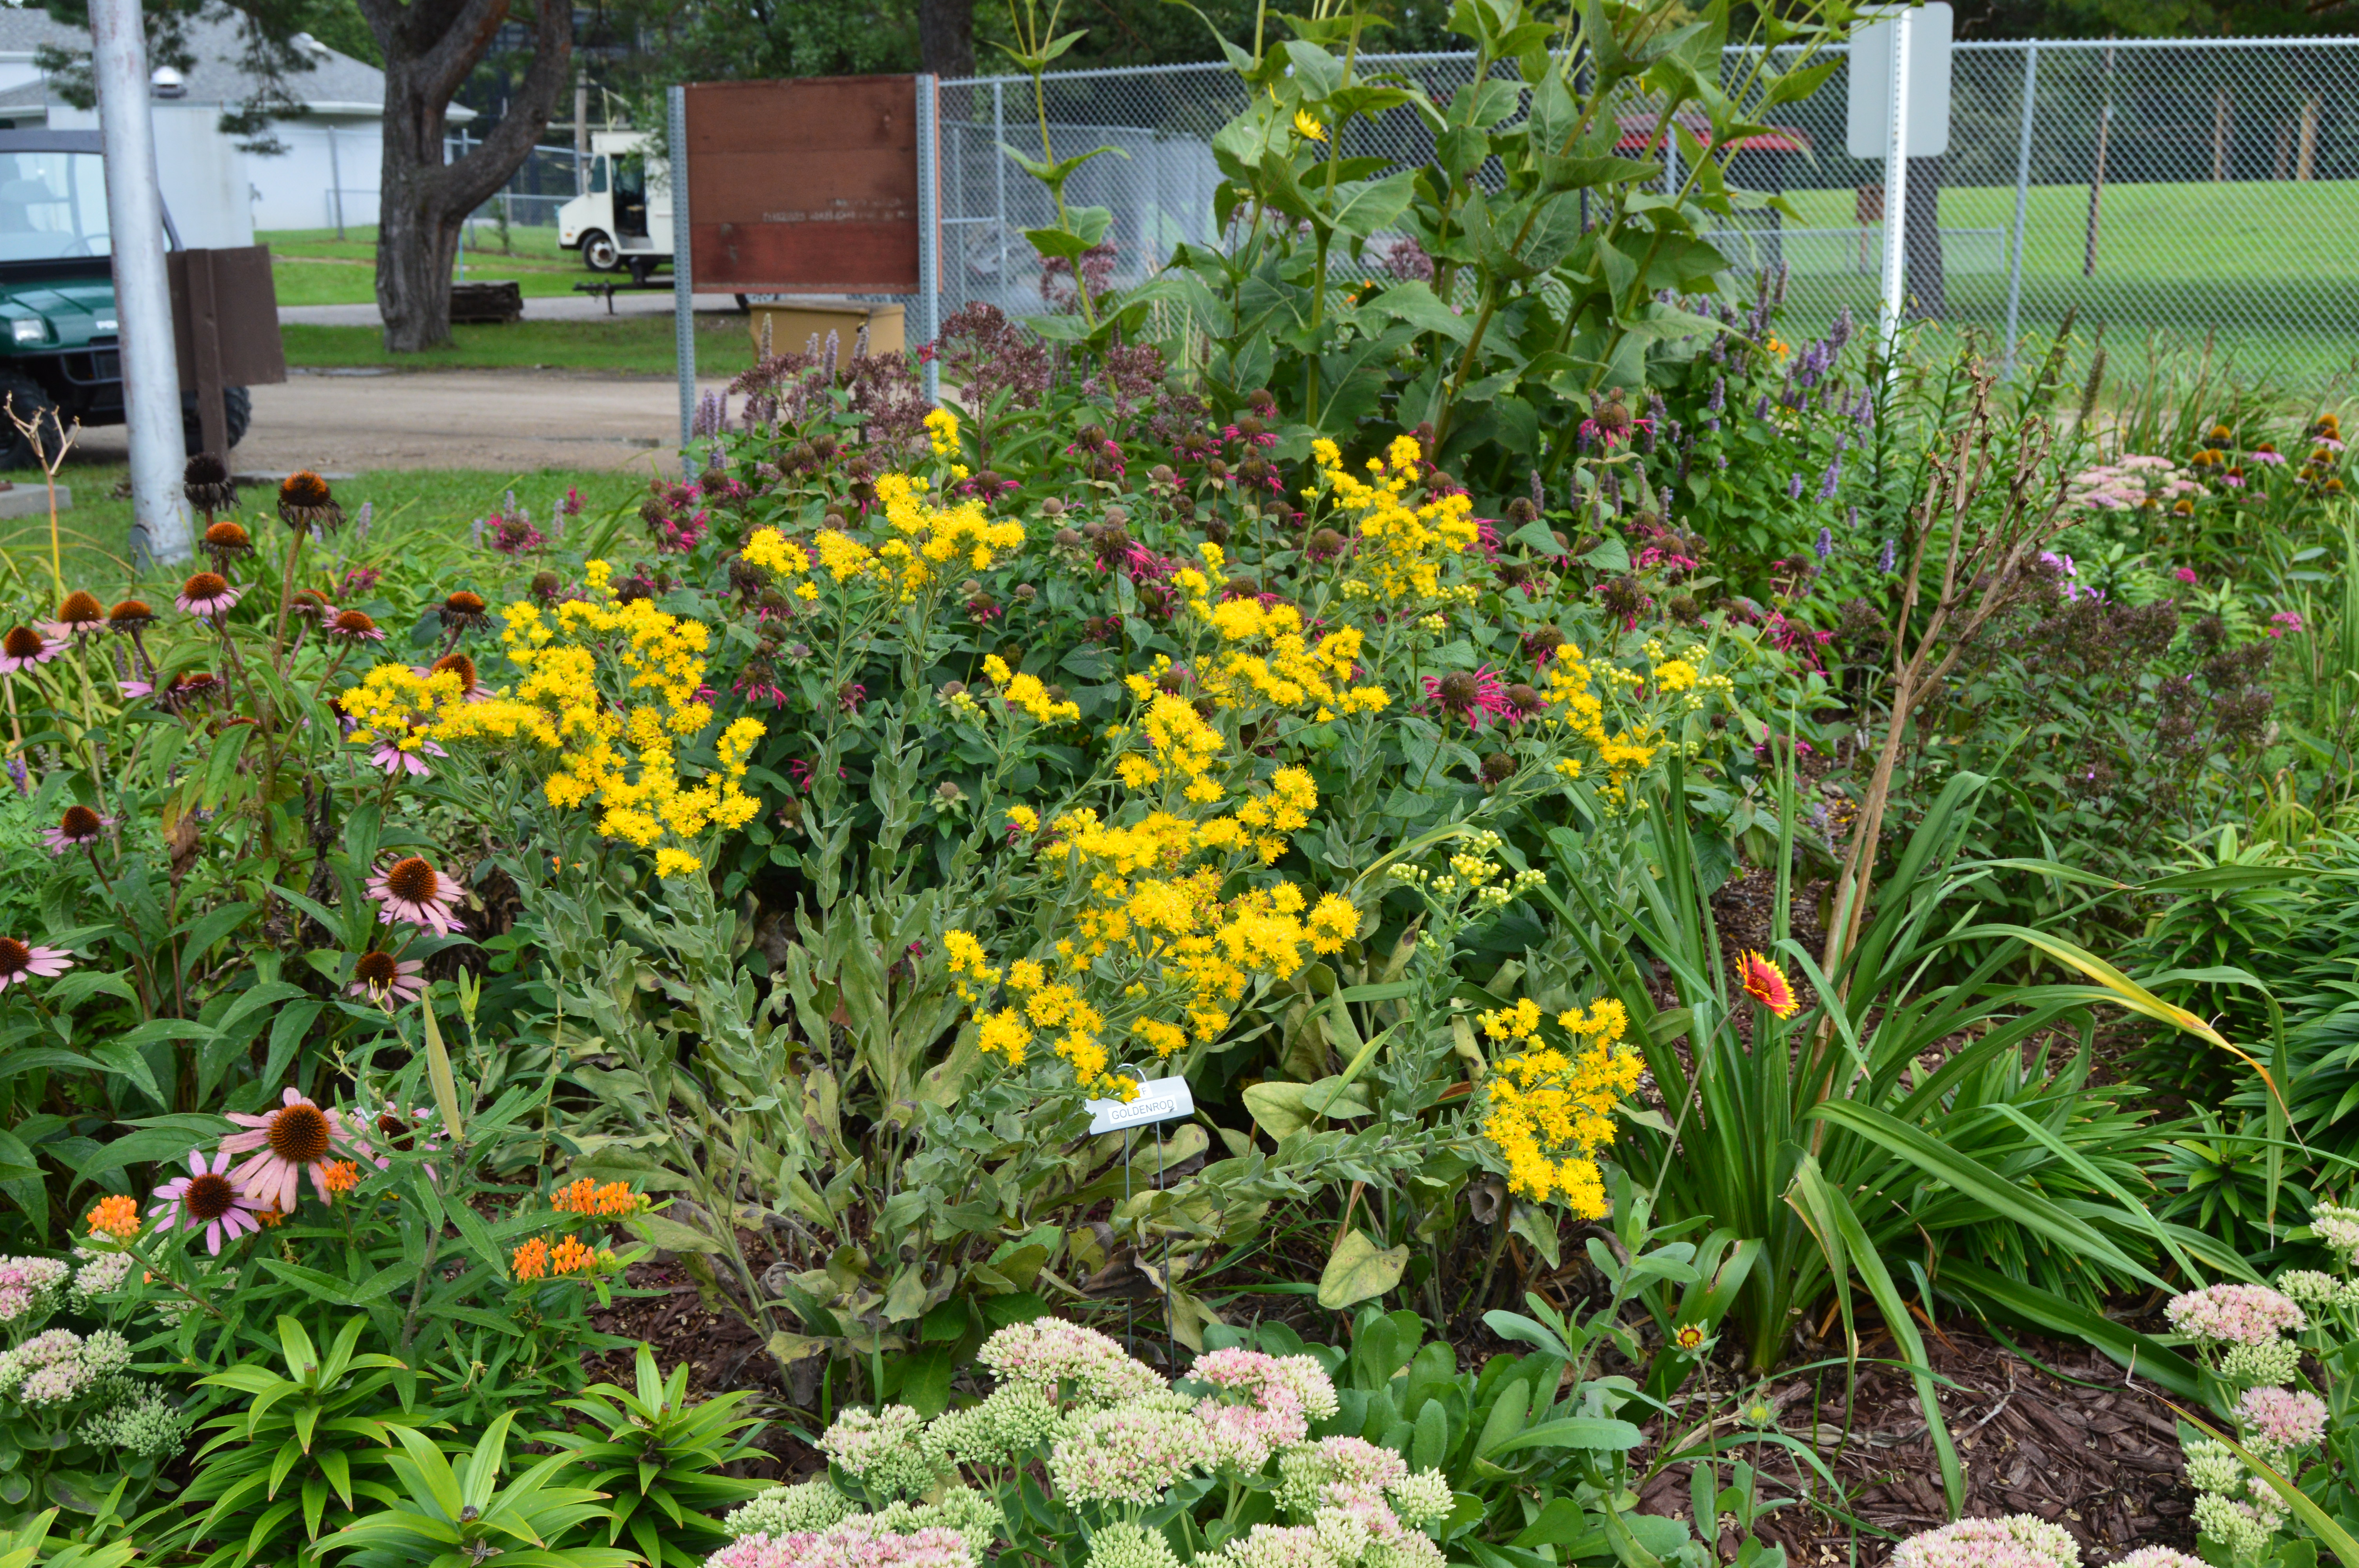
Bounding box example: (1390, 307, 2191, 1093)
(2083, 39, 2114, 278)
(2298, 95, 2318, 181)
(2212, 86, 2230, 181)
(189, 250, 226, 459)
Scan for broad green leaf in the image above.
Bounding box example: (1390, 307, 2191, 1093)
(1316, 1229, 1408, 1309)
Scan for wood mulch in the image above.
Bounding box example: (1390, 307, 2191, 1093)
(1639, 1321, 2194, 1566)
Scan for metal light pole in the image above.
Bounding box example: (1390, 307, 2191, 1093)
(90, 0, 191, 565)
(669, 84, 695, 467)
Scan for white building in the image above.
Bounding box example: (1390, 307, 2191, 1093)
(0, 9, 474, 243)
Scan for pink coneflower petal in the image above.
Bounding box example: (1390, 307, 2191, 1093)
(41, 805, 109, 855)
(0, 938, 72, 991)
(365, 856, 463, 935)
(226, 1093, 343, 1215)
(0, 626, 60, 673)
(148, 1145, 263, 1251)
(173, 573, 243, 619)
(347, 952, 426, 1005)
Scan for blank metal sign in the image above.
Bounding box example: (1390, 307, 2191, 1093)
(683, 76, 923, 293)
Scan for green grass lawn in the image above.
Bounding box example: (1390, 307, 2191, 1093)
(0, 465, 652, 595)
(261, 224, 631, 309)
(1761, 180, 2359, 383)
(278, 313, 759, 376)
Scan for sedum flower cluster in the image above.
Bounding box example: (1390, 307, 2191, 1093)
(2165, 1211, 2359, 1567)
(711, 1319, 1450, 1568)
(0, 1318, 189, 1462)
(1892, 1516, 2198, 1568)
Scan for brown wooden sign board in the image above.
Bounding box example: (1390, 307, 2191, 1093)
(683, 76, 925, 293)
(168, 245, 287, 460)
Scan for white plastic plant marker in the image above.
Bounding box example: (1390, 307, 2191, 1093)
(1087, 1075, 1194, 1135)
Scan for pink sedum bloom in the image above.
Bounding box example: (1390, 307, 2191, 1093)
(703, 1522, 973, 1568)
(2237, 1385, 2328, 1450)
(2166, 1283, 2306, 1345)
(1891, 1516, 2079, 1568)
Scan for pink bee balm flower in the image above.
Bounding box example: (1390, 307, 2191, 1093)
(2237, 1385, 2328, 1450)
(2270, 610, 2305, 639)
(1424, 665, 1511, 728)
(366, 855, 465, 935)
(0, 936, 73, 991)
(2175, 566, 2199, 585)
(2166, 1282, 2306, 1345)
(149, 1147, 266, 1255)
(0, 626, 60, 673)
(174, 572, 242, 620)
(220, 1088, 349, 1212)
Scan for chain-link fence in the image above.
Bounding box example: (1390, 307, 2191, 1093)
(936, 36, 2359, 381)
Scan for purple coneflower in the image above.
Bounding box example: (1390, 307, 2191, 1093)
(42, 804, 108, 854)
(369, 735, 447, 778)
(419, 652, 487, 701)
(367, 855, 464, 935)
(157, 671, 225, 714)
(149, 1149, 264, 1255)
(348, 950, 425, 1006)
(42, 591, 105, 642)
(175, 572, 241, 620)
(220, 1089, 347, 1212)
(326, 610, 386, 645)
(0, 935, 73, 991)
(0, 626, 59, 673)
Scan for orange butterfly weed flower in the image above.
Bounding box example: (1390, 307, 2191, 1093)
(513, 1237, 550, 1281)
(551, 1178, 642, 1216)
(1737, 951, 1801, 1018)
(321, 1160, 361, 1196)
(86, 1195, 140, 1240)
(549, 1235, 599, 1276)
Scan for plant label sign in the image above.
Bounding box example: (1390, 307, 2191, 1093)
(1087, 1077, 1194, 1135)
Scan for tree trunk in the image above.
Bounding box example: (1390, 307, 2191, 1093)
(358, 0, 572, 352)
(919, 0, 975, 79)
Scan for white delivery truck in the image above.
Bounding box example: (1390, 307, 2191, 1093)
(557, 131, 672, 283)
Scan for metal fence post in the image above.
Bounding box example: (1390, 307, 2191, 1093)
(993, 80, 1008, 312)
(1875, 7, 1914, 373)
(917, 73, 941, 402)
(670, 84, 696, 468)
(2001, 41, 2038, 380)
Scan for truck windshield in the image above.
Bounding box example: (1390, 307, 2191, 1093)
(0, 152, 109, 262)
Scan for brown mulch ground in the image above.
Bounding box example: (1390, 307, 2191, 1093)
(1638, 1322, 2194, 1566)
(590, 1247, 2194, 1566)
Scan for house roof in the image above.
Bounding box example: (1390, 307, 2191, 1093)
(0, 7, 474, 121)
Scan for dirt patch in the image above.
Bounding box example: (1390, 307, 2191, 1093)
(62, 368, 738, 474)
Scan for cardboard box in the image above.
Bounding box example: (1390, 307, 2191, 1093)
(747, 301, 905, 361)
